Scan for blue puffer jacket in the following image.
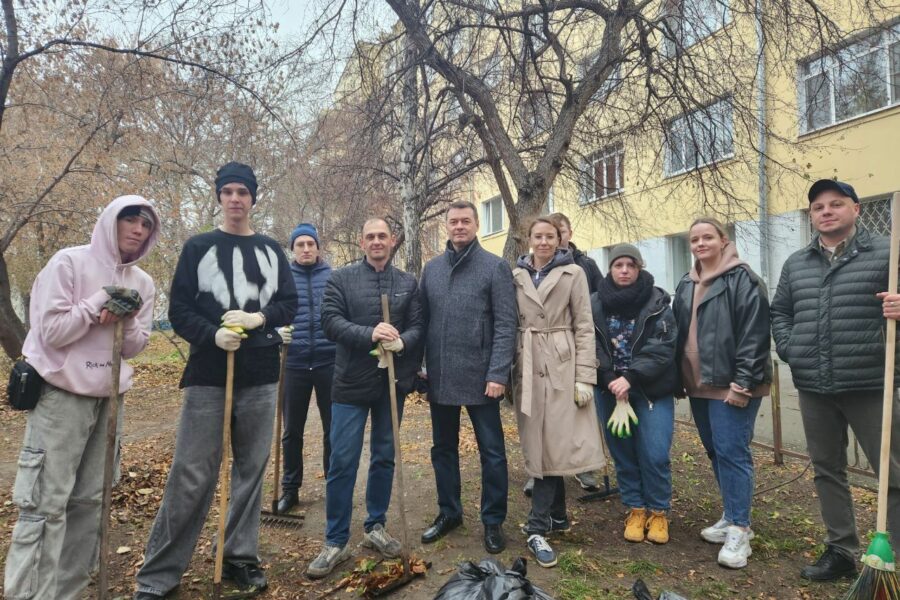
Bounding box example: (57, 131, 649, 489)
(286, 259, 336, 370)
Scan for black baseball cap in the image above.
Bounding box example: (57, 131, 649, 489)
(808, 179, 859, 204)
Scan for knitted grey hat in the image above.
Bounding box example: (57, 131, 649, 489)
(608, 243, 643, 269)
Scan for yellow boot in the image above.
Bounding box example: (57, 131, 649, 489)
(624, 508, 647, 542)
(646, 510, 669, 544)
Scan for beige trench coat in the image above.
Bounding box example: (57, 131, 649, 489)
(512, 263, 604, 477)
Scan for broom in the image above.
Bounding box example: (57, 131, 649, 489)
(844, 190, 900, 600)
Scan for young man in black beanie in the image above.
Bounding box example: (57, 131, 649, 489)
(134, 162, 297, 598)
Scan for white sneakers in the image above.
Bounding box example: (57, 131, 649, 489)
(700, 515, 755, 544)
(717, 525, 753, 569)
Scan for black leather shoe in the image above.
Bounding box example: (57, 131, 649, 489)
(483, 524, 506, 554)
(222, 561, 268, 589)
(277, 490, 299, 513)
(421, 514, 462, 544)
(134, 593, 165, 600)
(800, 546, 857, 581)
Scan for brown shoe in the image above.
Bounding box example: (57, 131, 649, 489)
(624, 508, 647, 542)
(646, 510, 669, 544)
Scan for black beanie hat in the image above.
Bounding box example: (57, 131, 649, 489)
(215, 162, 258, 205)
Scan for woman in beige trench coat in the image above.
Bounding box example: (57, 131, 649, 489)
(512, 217, 604, 568)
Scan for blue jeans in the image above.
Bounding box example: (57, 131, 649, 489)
(429, 402, 508, 525)
(324, 392, 404, 547)
(690, 396, 762, 527)
(596, 390, 674, 511)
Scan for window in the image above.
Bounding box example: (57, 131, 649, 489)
(580, 144, 625, 203)
(662, 0, 730, 57)
(479, 51, 503, 88)
(800, 26, 900, 133)
(481, 196, 504, 235)
(577, 50, 623, 101)
(521, 92, 552, 139)
(665, 98, 734, 176)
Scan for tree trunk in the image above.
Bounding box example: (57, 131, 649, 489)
(0, 253, 27, 359)
(502, 180, 548, 264)
(398, 25, 423, 276)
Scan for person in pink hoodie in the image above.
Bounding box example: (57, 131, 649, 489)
(4, 195, 159, 600)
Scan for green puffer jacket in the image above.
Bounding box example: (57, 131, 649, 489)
(771, 226, 898, 393)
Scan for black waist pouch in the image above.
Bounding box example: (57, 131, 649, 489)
(7, 360, 44, 410)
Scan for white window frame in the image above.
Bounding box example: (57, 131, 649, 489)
(481, 196, 504, 235)
(662, 0, 731, 57)
(664, 98, 734, 177)
(798, 24, 900, 134)
(580, 144, 625, 204)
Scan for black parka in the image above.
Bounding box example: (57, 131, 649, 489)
(322, 259, 424, 404)
(592, 286, 679, 398)
(673, 265, 772, 391)
(771, 226, 898, 393)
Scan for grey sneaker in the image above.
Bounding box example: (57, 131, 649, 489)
(701, 514, 755, 544)
(574, 472, 599, 490)
(306, 544, 353, 579)
(361, 523, 402, 558)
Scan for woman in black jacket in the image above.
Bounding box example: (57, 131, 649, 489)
(593, 244, 677, 546)
(673, 218, 772, 570)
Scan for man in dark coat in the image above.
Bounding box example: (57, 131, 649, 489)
(275, 222, 336, 513)
(419, 200, 517, 554)
(771, 179, 900, 582)
(306, 218, 423, 580)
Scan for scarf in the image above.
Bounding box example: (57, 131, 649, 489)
(598, 269, 654, 320)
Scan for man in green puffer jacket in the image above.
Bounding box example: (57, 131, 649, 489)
(771, 179, 900, 583)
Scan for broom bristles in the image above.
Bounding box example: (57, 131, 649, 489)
(844, 564, 900, 600)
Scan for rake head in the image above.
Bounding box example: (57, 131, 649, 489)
(260, 509, 305, 529)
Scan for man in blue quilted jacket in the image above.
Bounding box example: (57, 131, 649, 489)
(275, 223, 336, 513)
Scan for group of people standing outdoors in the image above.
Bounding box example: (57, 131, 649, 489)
(3, 167, 899, 599)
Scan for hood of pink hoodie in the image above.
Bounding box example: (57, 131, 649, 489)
(22, 195, 160, 397)
(91, 195, 161, 267)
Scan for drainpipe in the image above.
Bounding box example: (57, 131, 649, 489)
(755, 0, 770, 283)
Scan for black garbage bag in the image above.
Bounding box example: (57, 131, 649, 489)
(433, 557, 555, 600)
(632, 578, 689, 600)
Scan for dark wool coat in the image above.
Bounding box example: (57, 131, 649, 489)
(771, 226, 899, 393)
(420, 240, 518, 406)
(286, 259, 336, 370)
(321, 259, 424, 405)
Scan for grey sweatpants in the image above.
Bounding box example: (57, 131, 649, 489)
(798, 388, 900, 559)
(135, 384, 276, 596)
(4, 384, 123, 600)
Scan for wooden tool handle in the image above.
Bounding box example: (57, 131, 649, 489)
(98, 320, 125, 600)
(876, 191, 900, 531)
(273, 346, 288, 513)
(380, 294, 411, 575)
(214, 351, 236, 594)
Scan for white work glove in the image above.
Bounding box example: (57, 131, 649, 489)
(574, 382, 593, 408)
(607, 398, 639, 438)
(221, 310, 265, 331)
(278, 325, 294, 345)
(215, 327, 245, 352)
(382, 337, 404, 353)
(369, 344, 389, 369)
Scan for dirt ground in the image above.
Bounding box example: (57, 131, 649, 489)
(0, 335, 878, 599)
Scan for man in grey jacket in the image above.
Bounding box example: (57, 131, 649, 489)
(419, 200, 517, 554)
(771, 179, 900, 582)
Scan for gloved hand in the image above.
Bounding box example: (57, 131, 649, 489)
(221, 310, 265, 331)
(369, 344, 389, 369)
(215, 327, 245, 352)
(607, 399, 639, 438)
(102, 286, 143, 317)
(382, 337, 404, 353)
(574, 382, 593, 407)
(278, 325, 294, 345)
